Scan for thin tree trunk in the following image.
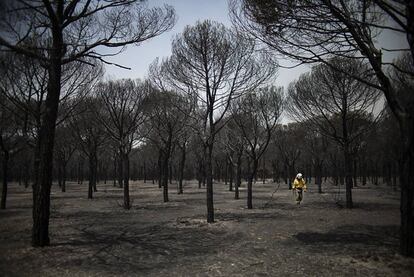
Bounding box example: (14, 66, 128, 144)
(399, 117, 414, 257)
(57, 161, 62, 188)
(247, 157, 258, 209)
(235, 151, 242, 200)
(353, 159, 358, 187)
(61, 162, 66, 192)
(88, 155, 96, 199)
(143, 161, 147, 183)
(1, 151, 9, 209)
(162, 149, 170, 202)
(123, 152, 130, 209)
(169, 162, 172, 185)
(206, 143, 214, 223)
(229, 159, 234, 192)
(178, 145, 186, 194)
(113, 156, 117, 187)
(344, 143, 353, 209)
(158, 149, 162, 188)
(117, 153, 123, 189)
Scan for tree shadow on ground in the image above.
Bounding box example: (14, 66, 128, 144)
(49, 222, 242, 274)
(215, 211, 287, 222)
(351, 202, 399, 211)
(293, 224, 399, 253)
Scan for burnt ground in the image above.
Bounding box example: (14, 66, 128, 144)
(0, 179, 413, 276)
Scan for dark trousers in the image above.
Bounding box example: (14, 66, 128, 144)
(295, 188, 303, 203)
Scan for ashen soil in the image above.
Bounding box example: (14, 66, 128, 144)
(0, 179, 413, 276)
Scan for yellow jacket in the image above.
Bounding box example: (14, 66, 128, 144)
(292, 178, 306, 190)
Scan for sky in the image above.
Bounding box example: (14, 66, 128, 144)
(104, 0, 310, 89)
(104, 0, 408, 104)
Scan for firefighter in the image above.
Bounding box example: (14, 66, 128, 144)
(292, 173, 307, 204)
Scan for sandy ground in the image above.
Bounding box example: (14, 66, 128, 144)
(0, 179, 413, 277)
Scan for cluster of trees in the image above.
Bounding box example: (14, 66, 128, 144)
(0, 0, 412, 258)
(231, 0, 414, 257)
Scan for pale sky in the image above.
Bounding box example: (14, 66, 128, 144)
(104, 0, 310, 89)
(104, 0, 408, 101)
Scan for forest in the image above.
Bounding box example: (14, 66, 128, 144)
(0, 0, 413, 276)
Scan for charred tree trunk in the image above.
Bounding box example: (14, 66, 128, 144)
(122, 152, 130, 209)
(88, 154, 97, 199)
(197, 160, 202, 189)
(32, 42, 62, 247)
(61, 162, 66, 192)
(284, 163, 288, 186)
(162, 148, 171, 202)
(247, 157, 258, 210)
(206, 143, 214, 223)
(169, 162, 172, 185)
(399, 117, 414, 257)
(353, 159, 358, 187)
(113, 156, 117, 187)
(57, 161, 62, 188)
(118, 154, 123, 189)
(158, 149, 162, 188)
(362, 160, 367, 186)
(224, 159, 228, 186)
(228, 158, 234, 191)
(178, 144, 186, 194)
(1, 150, 9, 209)
(343, 142, 353, 209)
(235, 151, 242, 200)
(143, 161, 147, 183)
(316, 160, 323, 193)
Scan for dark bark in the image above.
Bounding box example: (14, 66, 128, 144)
(88, 154, 97, 199)
(247, 158, 259, 209)
(399, 116, 414, 257)
(314, 160, 322, 194)
(77, 158, 83, 185)
(162, 150, 170, 202)
(178, 144, 186, 194)
(118, 154, 123, 188)
(353, 159, 358, 187)
(32, 50, 62, 247)
(344, 143, 353, 209)
(1, 151, 9, 209)
(113, 156, 117, 187)
(228, 158, 234, 192)
(157, 149, 162, 188)
(169, 162, 172, 185)
(143, 161, 147, 183)
(57, 163, 62, 188)
(61, 162, 66, 192)
(235, 151, 242, 200)
(392, 162, 398, 190)
(122, 152, 130, 209)
(224, 159, 228, 186)
(206, 143, 214, 223)
(362, 161, 367, 186)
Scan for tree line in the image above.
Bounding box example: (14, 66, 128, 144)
(0, 0, 412, 258)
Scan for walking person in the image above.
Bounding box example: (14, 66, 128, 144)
(292, 173, 307, 204)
